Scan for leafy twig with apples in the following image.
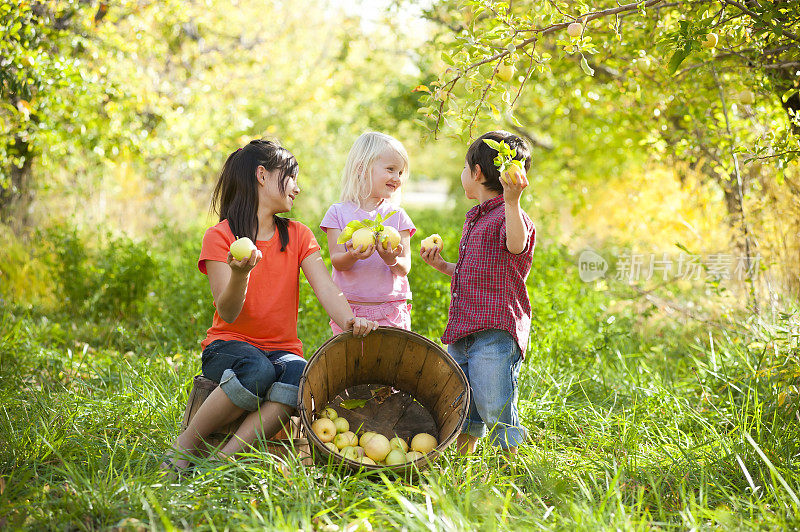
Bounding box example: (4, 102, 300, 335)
(484, 138, 526, 185)
(336, 210, 399, 249)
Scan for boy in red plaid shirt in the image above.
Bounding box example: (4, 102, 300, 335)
(421, 130, 534, 455)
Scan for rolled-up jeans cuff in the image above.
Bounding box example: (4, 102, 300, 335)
(266, 382, 299, 408)
(463, 420, 487, 439)
(489, 425, 528, 450)
(219, 369, 261, 411)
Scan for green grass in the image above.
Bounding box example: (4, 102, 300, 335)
(1, 209, 799, 530)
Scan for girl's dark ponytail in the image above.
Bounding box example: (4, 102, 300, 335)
(211, 139, 298, 251)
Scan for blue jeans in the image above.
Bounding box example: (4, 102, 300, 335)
(447, 329, 527, 449)
(201, 340, 306, 411)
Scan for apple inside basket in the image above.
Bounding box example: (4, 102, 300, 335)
(298, 327, 470, 473)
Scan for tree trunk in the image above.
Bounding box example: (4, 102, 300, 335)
(0, 135, 34, 230)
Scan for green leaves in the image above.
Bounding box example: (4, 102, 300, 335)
(336, 211, 397, 244)
(483, 138, 525, 173)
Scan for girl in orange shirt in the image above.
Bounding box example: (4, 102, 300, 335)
(162, 139, 378, 475)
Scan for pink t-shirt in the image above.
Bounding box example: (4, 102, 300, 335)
(320, 201, 416, 303)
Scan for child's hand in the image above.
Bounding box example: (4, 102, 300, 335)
(346, 316, 379, 337)
(500, 167, 529, 203)
(346, 240, 376, 260)
(227, 249, 262, 274)
(376, 241, 403, 265)
(420, 246, 447, 270)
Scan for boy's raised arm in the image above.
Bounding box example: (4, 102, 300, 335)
(501, 171, 531, 255)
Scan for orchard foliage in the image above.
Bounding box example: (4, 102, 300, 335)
(413, 0, 799, 174)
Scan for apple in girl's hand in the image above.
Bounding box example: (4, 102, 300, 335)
(420, 234, 443, 252)
(230, 237, 257, 261)
(311, 418, 337, 443)
(350, 227, 375, 250)
(390, 436, 408, 453)
(320, 407, 338, 420)
(333, 417, 350, 433)
(384, 449, 407, 466)
(410, 433, 438, 454)
(378, 226, 401, 251)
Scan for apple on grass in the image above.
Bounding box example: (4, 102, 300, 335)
(230, 237, 257, 261)
(410, 433, 438, 454)
(311, 418, 337, 443)
(420, 234, 443, 252)
(333, 417, 350, 433)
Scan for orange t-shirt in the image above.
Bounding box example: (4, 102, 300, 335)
(198, 219, 321, 356)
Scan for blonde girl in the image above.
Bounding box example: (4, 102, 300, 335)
(320, 132, 416, 333)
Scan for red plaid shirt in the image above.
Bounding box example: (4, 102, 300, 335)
(441, 195, 536, 355)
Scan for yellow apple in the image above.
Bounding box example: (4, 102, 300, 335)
(320, 407, 338, 420)
(311, 418, 337, 443)
(378, 226, 401, 251)
(333, 417, 350, 434)
(567, 22, 582, 39)
(351, 227, 375, 250)
(363, 433, 392, 462)
(636, 56, 652, 73)
(410, 433, 438, 454)
(703, 32, 718, 49)
(341, 446, 360, 461)
(385, 449, 407, 466)
(333, 430, 358, 450)
(405, 451, 424, 462)
(359, 431, 377, 447)
(497, 63, 515, 82)
(229, 237, 257, 261)
(420, 234, 443, 252)
(739, 90, 755, 105)
(324, 442, 338, 453)
(501, 166, 524, 185)
(390, 436, 408, 453)
(359, 456, 376, 466)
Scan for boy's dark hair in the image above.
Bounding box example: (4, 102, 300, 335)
(211, 139, 298, 251)
(466, 131, 532, 194)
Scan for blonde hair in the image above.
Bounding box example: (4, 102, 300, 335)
(340, 131, 410, 206)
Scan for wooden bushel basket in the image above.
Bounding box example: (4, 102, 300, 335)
(298, 327, 470, 474)
(181, 375, 309, 460)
